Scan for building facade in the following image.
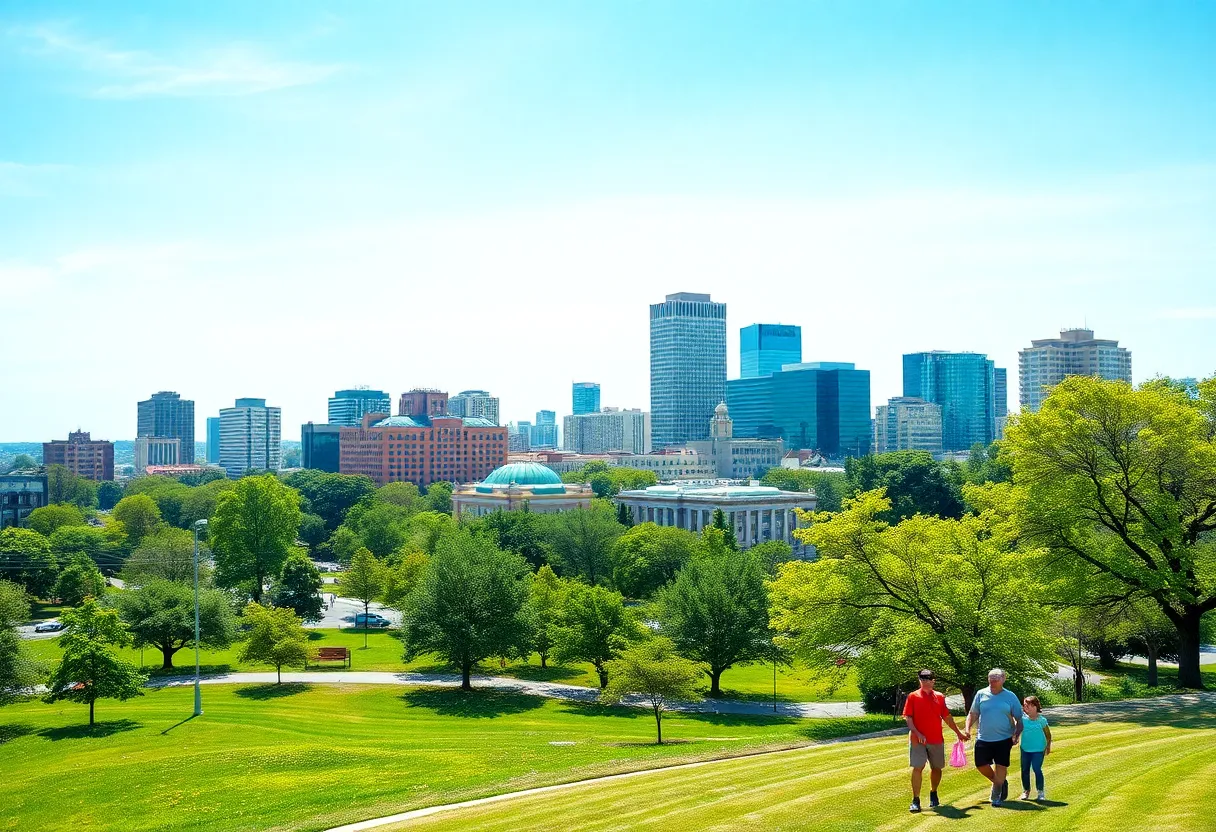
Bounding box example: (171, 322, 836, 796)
(301, 422, 342, 472)
(447, 390, 501, 425)
(740, 324, 802, 379)
(530, 410, 558, 449)
(1018, 328, 1133, 413)
(137, 391, 195, 464)
(43, 431, 114, 481)
(328, 389, 392, 427)
(452, 462, 594, 519)
(873, 397, 943, 454)
(903, 352, 999, 452)
(685, 402, 784, 479)
(1, 474, 49, 529)
(650, 292, 727, 448)
(572, 382, 601, 416)
(205, 417, 221, 464)
(726, 362, 871, 458)
(562, 408, 651, 454)
(134, 437, 181, 473)
(218, 398, 281, 478)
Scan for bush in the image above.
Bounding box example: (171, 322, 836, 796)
(859, 678, 914, 716)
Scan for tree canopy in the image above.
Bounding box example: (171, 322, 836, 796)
(209, 475, 302, 602)
(112, 495, 163, 548)
(554, 583, 642, 688)
(114, 578, 237, 669)
(844, 451, 964, 523)
(44, 598, 146, 725)
(0, 528, 58, 598)
(610, 522, 699, 599)
(122, 527, 202, 585)
(238, 603, 310, 683)
(0, 580, 43, 704)
(27, 503, 87, 537)
(602, 637, 703, 744)
(272, 551, 325, 623)
(543, 503, 623, 585)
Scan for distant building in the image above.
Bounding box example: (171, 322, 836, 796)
(301, 422, 342, 472)
(1, 473, 49, 529)
(740, 324, 802, 379)
(134, 437, 181, 474)
(726, 362, 871, 458)
(137, 391, 195, 464)
(447, 390, 500, 425)
(516, 449, 715, 480)
(874, 397, 943, 454)
(1178, 377, 1201, 399)
(145, 464, 222, 478)
(650, 292, 727, 447)
(205, 417, 221, 464)
(563, 408, 651, 454)
(685, 402, 784, 479)
(43, 431, 114, 481)
(903, 352, 1000, 452)
(572, 382, 601, 416)
(530, 410, 558, 449)
(1018, 328, 1133, 413)
(328, 389, 392, 427)
(994, 367, 1008, 440)
(452, 462, 594, 520)
(508, 421, 532, 452)
(219, 398, 281, 478)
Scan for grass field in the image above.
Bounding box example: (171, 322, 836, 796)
(387, 695, 1216, 832)
(0, 684, 891, 832)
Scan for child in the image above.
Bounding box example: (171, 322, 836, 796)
(1018, 695, 1052, 800)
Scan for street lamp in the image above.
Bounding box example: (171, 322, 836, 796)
(193, 518, 208, 717)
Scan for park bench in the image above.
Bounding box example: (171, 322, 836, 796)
(308, 646, 351, 669)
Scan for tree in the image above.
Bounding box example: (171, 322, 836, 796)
(27, 503, 87, 537)
(554, 583, 642, 688)
(54, 556, 107, 606)
(272, 551, 325, 623)
(209, 475, 302, 603)
(770, 488, 1056, 709)
(0, 580, 44, 703)
(400, 530, 532, 690)
(325, 526, 362, 566)
(283, 471, 376, 531)
(425, 481, 454, 514)
(710, 509, 738, 551)
(543, 503, 623, 585)
(124, 477, 193, 527)
(610, 523, 699, 599)
(112, 495, 163, 548)
(527, 565, 568, 668)
(7, 453, 37, 472)
(748, 539, 794, 574)
(351, 502, 413, 557)
(845, 451, 964, 522)
(44, 599, 146, 725)
(97, 481, 123, 511)
(0, 528, 58, 598)
(345, 547, 386, 646)
(1004, 376, 1216, 689)
(616, 503, 634, 526)
(238, 603, 310, 683)
(49, 524, 126, 577)
(405, 511, 455, 556)
(122, 527, 202, 585)
(659, 544, 772, 697)
(114, 579, 237, 670)
(376, 482, 425, 511)
(46, 465, 98, 509)
(298, 513, 328, 553)
(760, 468, 849, 512)
(381, 549, 428, 609)
(179, 479, 236, 529)
(479, 510, 547, 568)
(602, 638, 702, 744)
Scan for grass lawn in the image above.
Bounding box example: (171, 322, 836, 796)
(388, 695, 1216, 832)
(1036, 660, 1216, 707)
(26, 601, 70, 623)
(0, 684, 891, 832)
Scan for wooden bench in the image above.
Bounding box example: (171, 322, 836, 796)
(308, 646, 351, 669)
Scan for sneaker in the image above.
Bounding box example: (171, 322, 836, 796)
(990, 785, 1002, 806)
(1019, 791, 1030, 800)
(909, 799, 921, 813)
(1037, 790, 1046, 801)
(929, 792, 940, 808)
(1001, 780, 1009, 801)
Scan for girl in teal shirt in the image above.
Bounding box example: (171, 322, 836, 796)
(1018, 695, 1053, 800)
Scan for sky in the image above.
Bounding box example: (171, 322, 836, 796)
(2, 1, 1215, 442)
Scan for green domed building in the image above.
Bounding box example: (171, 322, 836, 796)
(452, 462, 593, 519)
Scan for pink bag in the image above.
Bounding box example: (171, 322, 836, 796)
(949, 740, 967, 768)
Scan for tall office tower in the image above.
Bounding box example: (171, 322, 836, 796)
(137, 391, 195, 463)
(873, 397, 943, 454)
(740, 324, 802, 379)
(508, 421, 532, 452)
(1018, 328, 1133, 413)
(572, 382, 601, 416)
(530, 410, 558, 448)
(993, 367, 1009, 439)
(903, 352, 998, 452)
(301, 422, 342, 472)
(447, 390, 501, 425)
(328, 389, 392, 427)
(650, 292, 727, 448)
(206, 417, 222, 464)
(218, 398, 281, 478)
(43, 431, 115, 481)
(563, 408, 652, 454)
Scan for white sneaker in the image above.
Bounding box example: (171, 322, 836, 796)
(1037, 791, 1046, 801)
(1019, 791, 1030, 800)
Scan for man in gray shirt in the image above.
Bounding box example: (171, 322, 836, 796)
(964, 668, 1023, 806)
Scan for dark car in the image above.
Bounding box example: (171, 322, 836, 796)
(353, 612, 391, 628)
(34, 620, 65, 633)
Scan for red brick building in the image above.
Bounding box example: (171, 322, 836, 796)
(339, 390, 507, 487)
(43, 430, 115, 481)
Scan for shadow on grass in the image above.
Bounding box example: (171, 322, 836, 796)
(160, 714, 199, 735)
(607, 739, 694, 747)
(1051, 695, 1216, 730)
(38, 719, 141, 740)
(234, 683, 314, 700)
(557, 701, 647, 720)
(400, 687, 545, 718)
(680, 711, 798, 729)
(147, 663, 233, 678)
(495, 664, 589, 683)
(0, 724, 36, 744)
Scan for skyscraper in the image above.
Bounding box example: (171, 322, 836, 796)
(206, 417, 221, 464)
(1018, 328, 1132, 412)
(563, 408, 651, 454)
(903, 352, 1000, 452)
(218, 398, 281, 478)
(328, 389, 391, 427)
(530, 410, 558, 448)
(447, 390, 500, 425)
(301, 422, 342, 472)
(740, 324, 802, 379)
(650, 292, 727, 448)
(137, 391, 195, 464)
(874, 397, 943, 454)
(572, 382, 601, 416)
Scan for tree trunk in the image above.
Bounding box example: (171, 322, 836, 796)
(161, 646, 176, 671)
(277, 664, 282, 684)
(539, 652, 547, 669)
(89, 698, 95, 726)
(1176, 609, 1205, 689)
(960, 683, 977, 713)
(596, 661, 608, 689)
(461, 662, 472, 691)
(709, 668, 723, 698)
(1146, 644, 1159, 688)
(654, 707, 663, 745)
(1072, 659, 1085, 703)
(364, 602, 370, 649)
(1097, 642, 1118, 670)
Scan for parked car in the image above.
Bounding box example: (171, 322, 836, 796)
(353, 612, 391, 628)
(34, 620, 65, 633)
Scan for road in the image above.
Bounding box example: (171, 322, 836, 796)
(307, 594, 401, 629)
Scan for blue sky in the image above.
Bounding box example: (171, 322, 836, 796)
(2, 1, 1214, 442)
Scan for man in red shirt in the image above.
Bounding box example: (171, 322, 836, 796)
(903, 669, 968, 812)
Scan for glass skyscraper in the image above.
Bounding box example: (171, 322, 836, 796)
(530, 410, 558, 448)
(903, 352, 1001, 452)
(571, 382, 601, 415)
(137, 391, 195, 463)
(328, 389, 391, 427)
(649, 292, 727, 448)
(206, 417, 221, 464)
(740, 324, 802, 379)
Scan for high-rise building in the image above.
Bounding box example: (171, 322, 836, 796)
(1018, 328, 1133, 413)
(508, 421, 532, 452)
(726, 362, 871, 457)
(137, 391, 195, 464)
(529, 410, 558, 449)
(43, 431, 114, 481)
(650, 292, 727, 448)
(994, 367, 1008, 439)
(134, 437, 181, 473)
(447, 390, 500, 425)
(328, 389, 392, 427)
(740, 324, 802, 379)
(206, 417, 221, 464)
(219, 398, 281, 478)
(873, 397, 943, 454)
(572, 382, 601, 416)
(301, 422, 342, 472)
(903, 352, 1000, 452)
(563, 408, 652, 454)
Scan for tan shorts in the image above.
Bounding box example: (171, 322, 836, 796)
(910, 742, 946, 770)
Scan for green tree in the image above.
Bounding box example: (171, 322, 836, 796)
(376, 481, 425, 511)
(179, 479, 236, 529)
(610, 523, 699, 599)
(44, 598, 146, 725)
(272, 551, 325, 622)
(344, 547, 386, 646)
(54, 556, 107, 606)
(400, 530, 532, 690)
(1005, 376, 1216, 689)
(114, 579, 238, 669)
(554, 583, 642, 688)
(616, 503, 634, 526)
(46, 465, 98, 509)
(325, 526, 362, 566)
(381, 549, 429, 609)
(352, 502, 413, 556)
(543, 502, 623, 585)
(48, 525, 120, 575)
(602, 638, 703, 744)
(404, 511, 454, 556)
(479, 509, 547, 568)
(96, 481, 123, 511)
(27, 503, 87, 537)
(283, 471, 376, 531)
(659, 544, 772, 697)
(0, 580, 44, 703)
(125, 477, 194, 527)
(6, 453, 37, 472)
(238, 603, 310, 683)
(0, 528, 58, 598)
(845, 451, 964, 522)
(710, 508, 738, 551)
(298, 513, 328, 553)
(424, 481, 454, 514)
(760, 468, 849, 512)
(210, 475, 302, 603)
(748, 539, 794, 574)
(121, 527, 202, 585)
(527, 565, 568, 668)
(112, 494, 163, 548)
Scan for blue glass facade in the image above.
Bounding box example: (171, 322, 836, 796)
(903, 352, 997, 451)
(301, 422, 341, 472)
(650, 293, 727, 448)
(571, 382, 601, 415)
(329, 389, 391, 427)
(206, 416, 221, 464)
(740, 324, 802, 379)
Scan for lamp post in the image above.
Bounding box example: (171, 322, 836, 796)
(193, 518, 208, 717)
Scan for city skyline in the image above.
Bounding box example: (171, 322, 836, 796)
(2, 2, 1215, 441)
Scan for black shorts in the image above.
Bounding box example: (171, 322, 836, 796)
(975, 739, 1013, 768)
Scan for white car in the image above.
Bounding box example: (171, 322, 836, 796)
(34, 620, 65, 633)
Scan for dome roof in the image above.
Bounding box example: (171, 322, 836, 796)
(714, 401, 729, 415)
(479, 462, 563, 487)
